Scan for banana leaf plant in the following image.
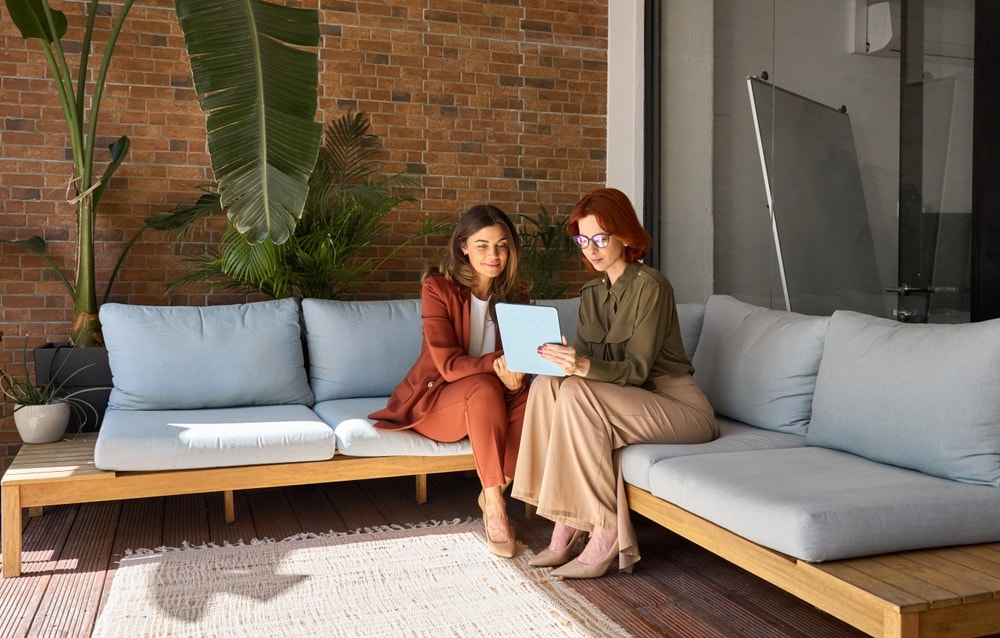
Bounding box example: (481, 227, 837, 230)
(1, 0, 322, 346)
(169, 112, 451, 300)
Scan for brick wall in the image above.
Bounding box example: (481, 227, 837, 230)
(0, 0, 608, 471)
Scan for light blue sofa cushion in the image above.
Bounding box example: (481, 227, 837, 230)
(101, 298, 314, 410)
(807, 310, 1000, 487)
(675, 302, 705, 360)
(95, 405, 334, 471)
(691, 295, 828, 434)
(621, 416, 806, 491)
(648, 446, 1000, 562)
(312, 397, 472, 457)
(302, 298, 422, 401)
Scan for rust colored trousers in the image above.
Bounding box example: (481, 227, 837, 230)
(412, 373, 527, 489)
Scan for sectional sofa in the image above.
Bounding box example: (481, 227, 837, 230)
(3, 294, 1000, 637)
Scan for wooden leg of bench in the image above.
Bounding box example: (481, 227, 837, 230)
(415, 474, 427, 504)
(28, 506, 42, 517)
(223, 490, 235, 523)
(524, 503, 536, 519)
(886, 608, 919, 638)
(2, 484, 22, 578)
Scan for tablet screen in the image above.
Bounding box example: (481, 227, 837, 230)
(494, 303, 566, 377)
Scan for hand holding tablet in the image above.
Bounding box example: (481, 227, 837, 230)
(494, 303, 567, 377)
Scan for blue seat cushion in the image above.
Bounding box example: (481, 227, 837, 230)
(95, 405, 334, 471)
(622, 417, 806, 491)
(312, 398, 471, 457)
(647, 446, 1000, 562)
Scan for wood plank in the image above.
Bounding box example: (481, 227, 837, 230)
(836, 555, 963, 608)
(13, 453, 477, 509)
(2, 483, 22, 577)
(915, 597, 1000, 638)
(282, 483, 346, 535)
(245, 487, 305, 541)
(208, 490, 258, 546)
(660, 533, 862, 638)
(0, 505, 75, 637)
(162, 493, 211, 549)
(869, 551, 998, 605)
(931, 546, 1000, 595)
(29, 502, 117, 638)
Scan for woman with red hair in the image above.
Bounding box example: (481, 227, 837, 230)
(512, 188, 718, 578)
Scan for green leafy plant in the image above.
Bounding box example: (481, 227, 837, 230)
(1, 0, 322, 345)
(517, 208, 579, 299)
(170, 112, 450, 300)
(1, 338, 105, 432)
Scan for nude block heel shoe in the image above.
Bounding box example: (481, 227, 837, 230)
(478, 490, 517, 558)
(528, 529, 587, 567)
(550, 540, 619, 580)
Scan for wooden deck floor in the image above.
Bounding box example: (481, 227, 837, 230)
(0, 471, 868, 638)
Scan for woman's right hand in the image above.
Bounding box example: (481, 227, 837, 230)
(493, 355, 525, 391)
(537, 337, 590, 377)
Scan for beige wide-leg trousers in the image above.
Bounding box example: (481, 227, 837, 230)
(512, 373, 718, 572)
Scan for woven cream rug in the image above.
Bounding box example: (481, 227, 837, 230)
(92, 519, 631, 637)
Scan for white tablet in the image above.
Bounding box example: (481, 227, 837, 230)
(495, 303, 566, 377)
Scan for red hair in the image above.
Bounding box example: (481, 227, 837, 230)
(568, 187, 652, 268)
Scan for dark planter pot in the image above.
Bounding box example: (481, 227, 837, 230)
(33, 343, 112, 433)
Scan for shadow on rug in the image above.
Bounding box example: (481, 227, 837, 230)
(92, 519, 630, 637)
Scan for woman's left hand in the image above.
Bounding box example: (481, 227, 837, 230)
(537, 338, 590, 376)
(493, 355, 525, 392)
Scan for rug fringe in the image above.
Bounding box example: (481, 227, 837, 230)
(122, 517, 475, 556)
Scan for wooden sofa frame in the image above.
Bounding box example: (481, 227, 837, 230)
(5, 436, 1000, 638)
(627, 485, 1000, 638)
(1, 434, 475, 579)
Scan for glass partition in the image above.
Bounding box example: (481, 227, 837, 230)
(747, 76, 888, 318)
(671, 0, 975, 322)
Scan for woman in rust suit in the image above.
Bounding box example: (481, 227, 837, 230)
(512, 188, 718, 579)
(369, 204, 531, 558)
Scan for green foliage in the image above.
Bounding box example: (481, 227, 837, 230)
(170, 112, 450, 299)
(2, 0, 322, 345)
(1, 338, 104, 431)
(174, 0, 322, 245)
(517, 209, 579, 299)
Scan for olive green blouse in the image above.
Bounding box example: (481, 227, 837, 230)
(575, 261, 693, 386)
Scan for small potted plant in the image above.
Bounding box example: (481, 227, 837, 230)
(1, 339, 105, 444)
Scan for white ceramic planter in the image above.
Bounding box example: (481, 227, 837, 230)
(13, 403, 71, 444)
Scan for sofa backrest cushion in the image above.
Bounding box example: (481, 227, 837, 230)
(302, 298, 422, 401)
(302, 296, 705, 403)
(692, 295, 828, 435)
(807, 310, 1000, 487)
(101, 298, 315, 410)
(676, 302, 705, 360)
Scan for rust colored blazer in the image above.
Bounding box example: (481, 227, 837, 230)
(369, 275, 526, 430)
